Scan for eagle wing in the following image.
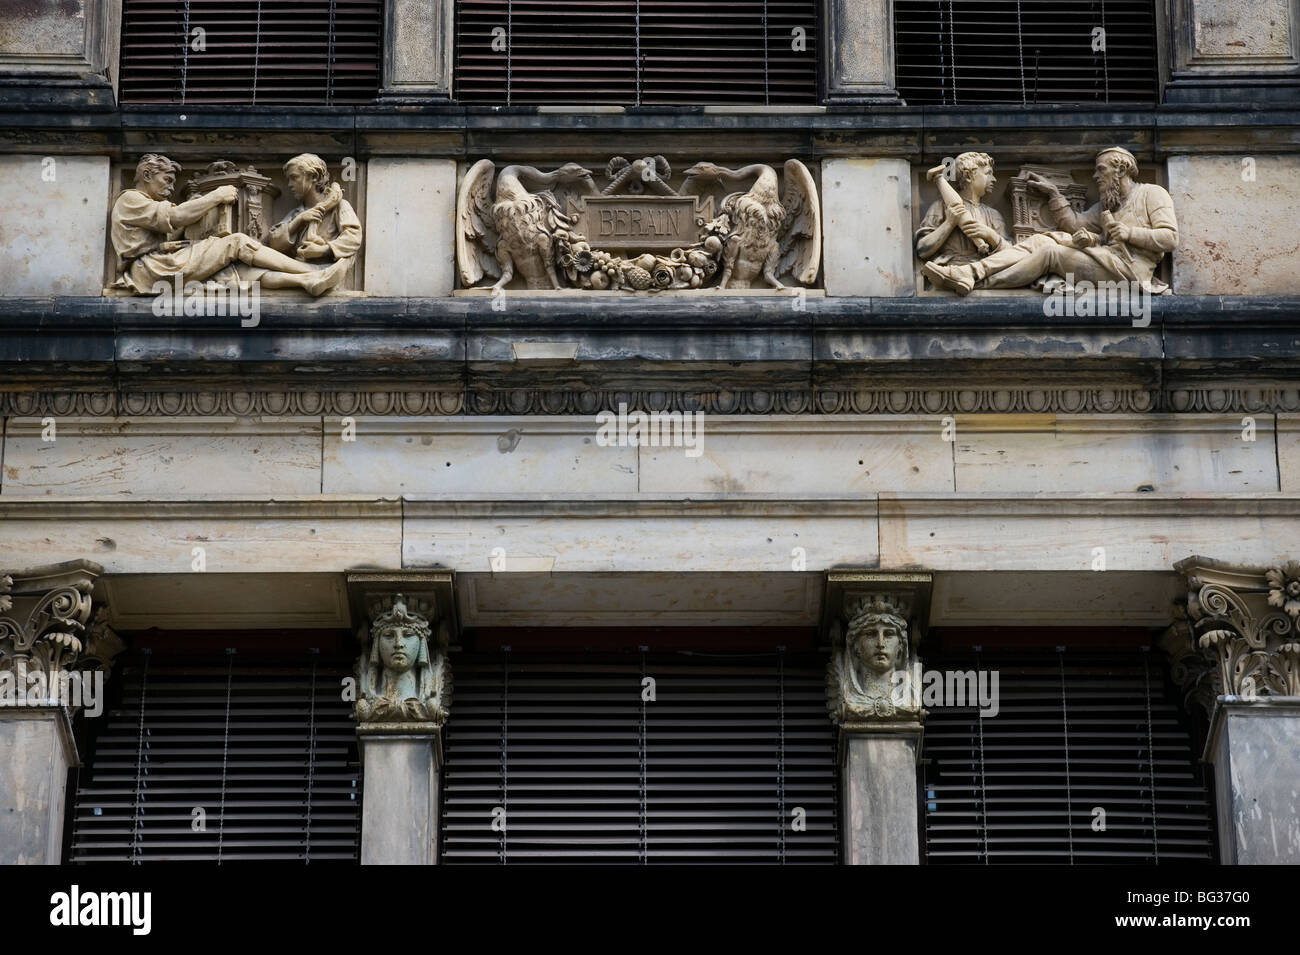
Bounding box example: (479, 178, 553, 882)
(457, 159, 501, 287)
(778, 159, 822, 286)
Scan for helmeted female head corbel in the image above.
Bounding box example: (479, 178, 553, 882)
(355, 593, 451, 724)
(827, 593, 918, 723)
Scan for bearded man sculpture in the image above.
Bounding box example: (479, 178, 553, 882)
(826, 594, 918, 723)
(922, 146, 1178, 295)
(354, 593, 451, 724)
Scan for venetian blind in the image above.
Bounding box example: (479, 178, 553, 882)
(895, 0, 1159, 105)
(67, 650, 362, 863)
(119, 0, 383, 104)
(923, 647, 1217, 863)
(454, 0, 819, 105)
(440, 651, 839, 863)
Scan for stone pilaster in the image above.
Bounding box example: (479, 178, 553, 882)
(0, 0, 121, 108)
(378, 0, 453, 103)
(0, 560, 122, 864)
(1166, 0, 1300, 103)
(1166, 556, 1300, 864)
(347, 572, 457, 865)
(821, 0, 902, 105)
(823, 571, 931, 864)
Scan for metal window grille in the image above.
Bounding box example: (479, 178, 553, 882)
(66, 649, 362, 863)
(453, 0, 819, 105)
(441, 651, 838, 863)
(922, 647, 1217, 864)
(119, 0, 383, 104)
(895, 0, 1159, 106)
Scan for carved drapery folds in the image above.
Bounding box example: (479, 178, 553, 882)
(355, 593, 452, 725)
(108, 153, 362, 297)
(917, 147, 1179, 298)
(1166, 556, 1300, 720)
(0, 560, 123, 707)
(823, 573, 932, 728)
(457, 156, 822, 292)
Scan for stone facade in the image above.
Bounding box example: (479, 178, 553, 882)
(0, 0, 1298, 869)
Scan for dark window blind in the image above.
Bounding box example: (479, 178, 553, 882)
(454, 0, 818, 105)
(895, 0, 1159, 105)
(441, 651, 838, 863)
(923, 648, 1216, 863)
(67, 650, 362, 863)
(119, 0, 383, 104)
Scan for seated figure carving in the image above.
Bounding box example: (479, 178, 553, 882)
(915, 151, 1012, 269)
(109, 153, 352, 296)
(922, 147, 1178, 296)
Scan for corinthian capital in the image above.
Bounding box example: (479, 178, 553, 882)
(0, 560, 121, 709)
(1171, 556, 1300, 716)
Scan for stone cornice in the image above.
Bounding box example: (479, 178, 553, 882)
(3, 295, 1300, 416)
(5, 493, 1300, 521)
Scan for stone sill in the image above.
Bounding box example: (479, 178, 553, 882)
(3, 102, 1299, 138)
(1, 293, 1295, 328)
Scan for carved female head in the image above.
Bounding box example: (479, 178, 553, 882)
(845, 596, 909, 676)
(369, 595, 432, 676)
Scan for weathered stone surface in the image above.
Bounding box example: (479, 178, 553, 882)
(841, 730, 920, 864)
(359, 733, 440, 865)
(1276, 414, 1300, 493)
(323, 418, 638, 494)
(365, 158, 457, 296)
(823, 158, 912, 297)
(1183, 0, 1296, 63)
(1168, 155, 1300, 295)
(2, 417, 322, 497)
(0, 710, 75, 865)
(823, 0, 898, 102)
(1209, 702, 1300, 864)
(878, 494, 1300, 571)
(0, 501, 402, 574)
(930, 570, 1180, 627)
(639, 418, 953, 493)
(456, 571, 822, 628)
(954, 415, 1277, 493)
(0, 155, 109, 296)
(402, 498, 878, 572)
(0, 0, 87, 57)
(380, 0, 452, 99)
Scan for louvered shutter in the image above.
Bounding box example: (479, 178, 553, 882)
(67, 650, 362, 863)
(454, 1, 818, 105)
(119, 0, 383, 104)
(440, 652, 838, 863)
(923, 648, 1217, 863)
(895, 0, 1159, 105)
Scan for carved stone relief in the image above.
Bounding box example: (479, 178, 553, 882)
(826, 592, 923, 724)
(917, 147, 1179, 297)
(354, 592, 452, 725)
(1164, 556, 1300, 720)
(0, 561, 122, 708)
(107, 153, 362, 297)
(457, 156, 821, 292)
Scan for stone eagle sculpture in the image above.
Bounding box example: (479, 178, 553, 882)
(457, 160, 599, 290)
(680, 159, 821, 290)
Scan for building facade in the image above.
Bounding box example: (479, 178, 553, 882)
(1, 0, 1299, 865)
